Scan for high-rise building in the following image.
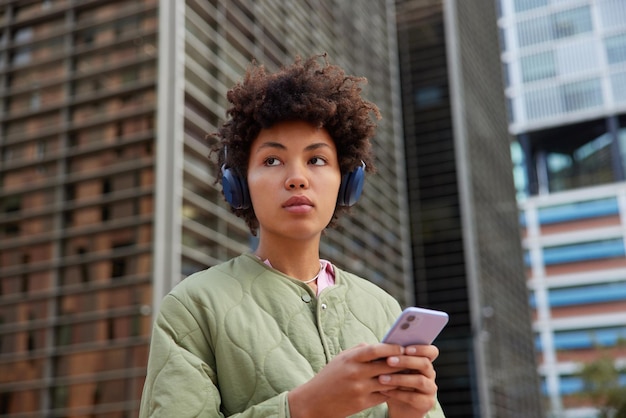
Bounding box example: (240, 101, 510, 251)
(0, 1, 411, 416)
(498, 0, 626, 416)
(396, 0, 543, 417)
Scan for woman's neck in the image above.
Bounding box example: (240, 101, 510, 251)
(254, 238, 321, 282)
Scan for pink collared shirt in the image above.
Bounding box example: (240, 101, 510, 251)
(260, 258, 336, 296)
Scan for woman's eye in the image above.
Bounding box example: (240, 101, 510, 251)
(309, 157, 326, 166)
(265, 157, 281, 166)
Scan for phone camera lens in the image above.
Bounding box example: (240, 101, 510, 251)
(407, 315, 416, 322)
(401, 323, 410, 330)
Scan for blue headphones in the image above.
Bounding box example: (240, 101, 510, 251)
(221, 161, 366, 209)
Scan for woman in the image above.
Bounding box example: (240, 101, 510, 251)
(139, 54, 445, 418)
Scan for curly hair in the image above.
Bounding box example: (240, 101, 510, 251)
(210, 53, 381, 234)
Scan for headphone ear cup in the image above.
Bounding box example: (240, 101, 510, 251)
(222, 166, 251, 209)
(338, 163, 365, 206)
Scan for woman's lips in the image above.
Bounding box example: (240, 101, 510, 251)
(283, 196, 314, 213)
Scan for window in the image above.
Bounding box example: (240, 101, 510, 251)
(511, 142, 528, 201)
(521, 51, 556, 82)
(30, 91, 40, 110)
(50, 385, 69, 410)
(502, 62, 510, 88)
(518, 15, 552, 47)
(546, 131, 613, 193)
(101, 205, 110, 221)
(2, 196, 21, 213)
(111, 257, 126, 278)
(522, 120, 619, 195)
(551, 281, 626, 306)
(552, 326, 626, 350)
(78, 248, 89, 283)
(13, 27, 33, 43)
(110, 242, 134, 279)
(557, 39, 598, 76)
(0, 392, 12, 415)
(536, 198, 618, 224)
(558, 376, 583, 395)
(606, 33, 626, 65)
(102, 178, 112, 194)
(553, 7, 592, 39)
(2, 223, 20, 237)
(530, 281, 626, 307)
(562, 78, 602, 112)
(599, 0, 626, 30)
(611, 72, 626, 104)
(514, 0, 546, 13)
(517, 6, 592, 47)
(414, 86, 445, 108)
(542, 238, 624, 265)
(12, 47, 31, 65)
(525, 86, 562, 119)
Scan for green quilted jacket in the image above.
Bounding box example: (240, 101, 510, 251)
(139, 253, 445, 417)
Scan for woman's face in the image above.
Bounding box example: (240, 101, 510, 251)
(247, 120, 341, 242)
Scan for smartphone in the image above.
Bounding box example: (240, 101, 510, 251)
(382, 307, 449, 346)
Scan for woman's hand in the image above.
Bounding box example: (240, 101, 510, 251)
(380, 344, 440, 418)
(288, 343, 410, 418)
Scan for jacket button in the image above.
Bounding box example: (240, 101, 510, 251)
(301, 294, 312, 303)
(321, 303, 327, 310)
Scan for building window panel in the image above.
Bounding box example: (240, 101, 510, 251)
(547, 281, 626, 307)
(536, 127, 616, 193)
(542, 238, 625, 265)
(518, 15, 552, 47)
(525, 86, 563, 119)
(536, 197, 619, 224)
(556, 39, 599, 77)
(558, 376, 583, 395)
(599, 0, 626, 30)
(606, 34, 626, 65)
(414, 86, 446, 108)
(552, 326, 626, 350)
(521, 51, 556, 82)
(561, 78, 603, 112)
(517, 6, 592, 48)
(13, 27, 34, 43)
(511, 142, 528, 201)
(514, 0, 547, 13)
(12, 47, 32, 65)
(553, 7, 592, 40)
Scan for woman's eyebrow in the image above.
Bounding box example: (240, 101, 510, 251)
(255, 142, 333, 153)
(255, 141, 286, 152)
(304, 143, 333, 151)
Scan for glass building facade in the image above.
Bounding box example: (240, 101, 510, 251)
(0, 1, 410, 416)
(499, 0, 626, 416)
(396, 0, 542, 417)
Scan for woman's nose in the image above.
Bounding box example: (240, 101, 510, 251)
(285, 166, 309, 190)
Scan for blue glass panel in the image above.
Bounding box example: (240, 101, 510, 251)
(541, 375, 626, 395)
(559, 376, 584, 395)
(537, 198, 618, 224)
(553, 327, 626, 350)
(553, 7, 593, 39)
(606, 33, 626, 64)
(548, 282, 626, 307)
(514, 0, 547, 12)
(535, 335, 542, 351)
(543, 239, 625, 265)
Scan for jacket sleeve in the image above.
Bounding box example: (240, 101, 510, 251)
(138, 294, 292, 418)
